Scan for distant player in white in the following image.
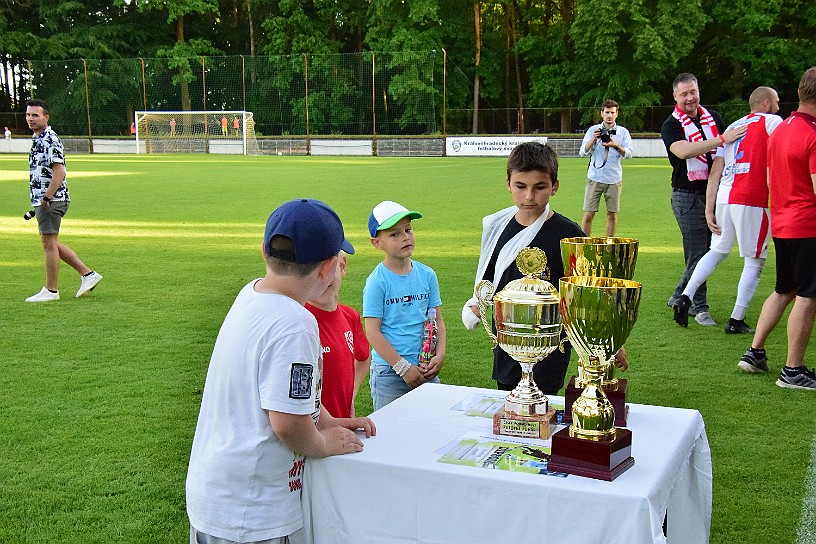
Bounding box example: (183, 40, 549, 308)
(673, 87, 782, 334)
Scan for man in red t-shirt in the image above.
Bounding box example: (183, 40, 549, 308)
(307, 253, 371, 417)
(739, 67, 816, 390)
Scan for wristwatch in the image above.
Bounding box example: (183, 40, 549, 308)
(41, 195, 51, 203)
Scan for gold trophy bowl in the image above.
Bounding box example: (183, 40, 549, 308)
(561, 236, 638, 280)
(560, 237, 639, 425)
(548, 275, 641, 481)
(475, 247, 562, 439)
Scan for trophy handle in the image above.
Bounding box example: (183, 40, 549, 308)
(604, 356, 618, 385)
(474, 280, 498, 349)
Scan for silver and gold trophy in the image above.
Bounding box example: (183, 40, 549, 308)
(548, 274, 642, 480)
(475, 248, 562, 439)
(560, 237, 638, 425)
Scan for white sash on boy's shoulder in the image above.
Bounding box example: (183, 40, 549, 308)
(462, 204, 551, 329)
(488, 204, 550, 288)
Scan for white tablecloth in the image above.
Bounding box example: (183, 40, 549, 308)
(302, 383, 712, 544)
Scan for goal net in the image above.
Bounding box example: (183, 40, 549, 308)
(135, 111, 262, 155)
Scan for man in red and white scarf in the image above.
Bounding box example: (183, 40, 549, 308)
(661, 73, 747, 327)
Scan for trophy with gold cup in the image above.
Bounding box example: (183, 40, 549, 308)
(560, 237, 638, 426)
(475, 247, 562, 440)
(561, 236, 638, 280)
(548, 275, 642, 480)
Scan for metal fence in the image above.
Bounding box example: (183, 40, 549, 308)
(3, 52, 438, 139)
(1, 51, 800, 140)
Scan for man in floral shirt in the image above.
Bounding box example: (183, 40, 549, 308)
(25, 99, 102, 302)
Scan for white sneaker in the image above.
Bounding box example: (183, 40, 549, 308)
(694, 311, 717, 326)
(76, 271, 103, 298)
(26, 287, 60, 302)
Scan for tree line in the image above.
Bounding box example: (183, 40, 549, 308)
(2, 0, 814, 133)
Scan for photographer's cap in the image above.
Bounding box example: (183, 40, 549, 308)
(264, 199, 354, 263)
(368, 200, 423, 237)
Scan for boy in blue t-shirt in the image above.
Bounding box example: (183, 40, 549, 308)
(363, 200, 446, 410)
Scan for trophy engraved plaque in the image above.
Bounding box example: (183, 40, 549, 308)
(548, 275, 642, 480)
(475, 247, 562, 440)
(560, 237, 638, 426)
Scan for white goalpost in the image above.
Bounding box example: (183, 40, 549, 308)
(135, 111, 261, 155)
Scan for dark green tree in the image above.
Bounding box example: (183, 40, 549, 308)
(262, 0, 367, 55)
(680, 0, 816, 119)
(366, 0, 443, 132)
(138, 0, 221, 110)
(568, 0, 708, 130)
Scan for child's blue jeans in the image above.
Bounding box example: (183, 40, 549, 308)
(369, 364, 440, 411)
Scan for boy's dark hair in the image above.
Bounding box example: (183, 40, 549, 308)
(266, 235, 323, 276)
(25, 98, 50, 114)
(506, 141, 558, 182)
(601, 99, 619, 111)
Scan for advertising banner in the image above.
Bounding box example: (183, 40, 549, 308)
(446, 136, 548, 156)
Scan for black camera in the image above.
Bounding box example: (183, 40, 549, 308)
(23, 210, 36, 220)
(599, 127, 617, 143)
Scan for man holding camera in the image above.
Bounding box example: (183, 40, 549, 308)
(578, 99, 633, 237)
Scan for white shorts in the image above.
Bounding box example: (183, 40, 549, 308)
(710, 203, 770, 258)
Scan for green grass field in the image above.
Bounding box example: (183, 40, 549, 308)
(1, 153, 814, 543)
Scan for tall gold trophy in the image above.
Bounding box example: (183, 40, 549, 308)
(560, 237, 638, 426)
(475, 248, 562, 439)
(548, 275, 642, 480)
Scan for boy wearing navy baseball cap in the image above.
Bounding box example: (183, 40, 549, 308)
(187, 199, 376, 543)
(363, 200, 446, 410)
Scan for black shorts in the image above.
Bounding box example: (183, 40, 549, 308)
(773, 237, 816, 298)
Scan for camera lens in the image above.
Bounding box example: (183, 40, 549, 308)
(23, 210, 35, 220)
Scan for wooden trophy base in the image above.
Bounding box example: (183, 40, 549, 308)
(563, 377, 629, 427)
(492, 406, 558, 440)
(548, 427, 634, 481)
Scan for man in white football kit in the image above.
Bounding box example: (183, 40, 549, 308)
(672, 87, 782, 334)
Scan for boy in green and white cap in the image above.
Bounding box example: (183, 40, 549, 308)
(363, 200, 446, 410)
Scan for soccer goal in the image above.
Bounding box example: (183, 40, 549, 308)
(135, 111, 261, 155)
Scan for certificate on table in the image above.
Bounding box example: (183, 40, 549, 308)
(436, 430, 568, 477)
(450, 392, 504, 417)
(451, 391, 564, 419)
